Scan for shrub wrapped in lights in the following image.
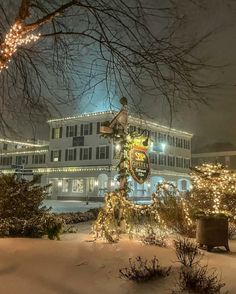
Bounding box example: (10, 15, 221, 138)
(92, 182, 195, 242)
(189, 163, 236, 219)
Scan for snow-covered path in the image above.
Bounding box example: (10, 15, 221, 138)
(0, 222, 235, 294)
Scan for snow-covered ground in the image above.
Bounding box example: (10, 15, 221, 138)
(43, 200, 103, 213)
(43, 200, 151, 213)
(0, 222, 235, 294)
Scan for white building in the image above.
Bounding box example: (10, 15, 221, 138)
(0, 111, 192, 201)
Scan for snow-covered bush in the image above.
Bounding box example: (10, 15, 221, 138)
(120, 256, 171, 282)
(0, 174, 63, 239)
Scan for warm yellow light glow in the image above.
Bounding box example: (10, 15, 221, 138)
(0, 21, 41, 72)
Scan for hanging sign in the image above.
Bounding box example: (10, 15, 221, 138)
(129, 146, 150, 184)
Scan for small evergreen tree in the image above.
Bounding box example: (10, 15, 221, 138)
(0, 174, 63, 238)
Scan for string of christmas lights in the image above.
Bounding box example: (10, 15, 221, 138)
(190, 163, 236, 215)
(0, 21, 41, 72)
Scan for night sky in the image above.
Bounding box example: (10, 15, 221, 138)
(144, 0, 236, 150)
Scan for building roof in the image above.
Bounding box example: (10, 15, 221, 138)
(0, 138, 48, 147)
(48, 111, 193, 137)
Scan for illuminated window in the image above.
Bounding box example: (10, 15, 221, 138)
(88, 178, 95, 192)
(50, 150, 61, 162)
(72, 179, 84, 193)
(62, 179, 69, 192)
(52, 127, 62, 139)
(181, 180, 187, 191)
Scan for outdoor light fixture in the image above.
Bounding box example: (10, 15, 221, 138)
(142, 138, 149, 146)
(110, 180, 115, 187)
(115, 143, 121, 151)
(161, 143, 166, 152)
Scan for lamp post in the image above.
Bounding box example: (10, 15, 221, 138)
(99, 97, 128, 194)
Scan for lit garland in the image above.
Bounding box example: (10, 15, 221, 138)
(0, 21, 41, 72)
(1, 165, 115, 174)
(0, 149, 48, 156)
(0, 138, 48, 147)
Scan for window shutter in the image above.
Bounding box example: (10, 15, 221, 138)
(52, 128, 55, 139)
(74, 149, 77, 160)
(89, 123, 93, 135)
(58, 150, 61, 162)
(80, 124, 84, 136)
(50, 151, 53, 162)
(106, 146, 109, 159)
(65, 149, 68, 161)
(59, 127, 63, 138)
(75, 125, 77, 136)
(96, 147, 99, 159)
(89, 147, 92, 160)
(80, 148, 83, 160)
(97, 122, 100, 134)
(66, 126, 69, 137)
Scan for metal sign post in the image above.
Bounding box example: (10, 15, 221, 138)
(100, 97, 128, 192)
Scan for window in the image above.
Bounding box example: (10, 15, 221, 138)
(72, 179, 84, 193)
(176, 157, 184, 168)
(167, 155, 175, 167)
(65, 148, 77, 161)
(50, 150, 61, 162)
(16, 155, 28, 165)
(0, 156, 12, 166)
(150, 131, 157, 141)
(3, 143, 8, 150)
(181, 180, 187, 191)
(158, 132, 166, 143)
(88, 178, 95, 192)
(159, 154, 166, 166)
(52, 127, 62, 139)
(80, 123, 93, 135)
(150, 152, 158, 164)
(73, 136, 84, 147)
(66, 125, 77, 137)
(167, 135, 175, 146)
(184, 158, 190, 168)
(97, 122, 107, 134)
(62, 179, 69, 192)
(96, 146, 109, 159)
(32, 154, 46, 164)
(80, 147, 92, 160)
(176, 137, 184, 148)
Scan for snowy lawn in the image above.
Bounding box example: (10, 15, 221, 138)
(0, 222, 235, 294)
